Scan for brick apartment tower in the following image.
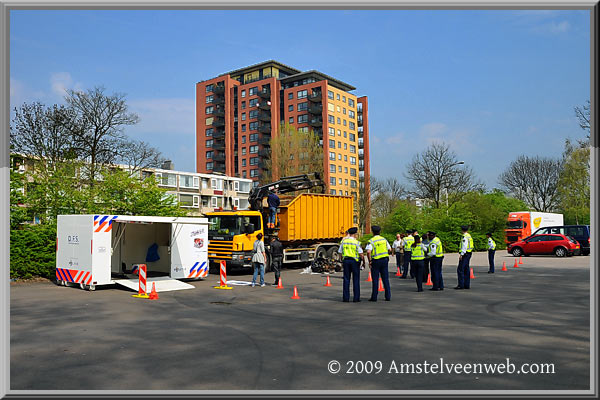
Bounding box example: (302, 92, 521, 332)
(196, 60, 370, 226)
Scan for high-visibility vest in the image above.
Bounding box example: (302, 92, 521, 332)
(369, 235, 389, 260)
(403, 235, 414, 251)
(464, 232, 474, 252)
(488, 238, 496, 251)
(430, 237, 444, 257)
(411, 244, 425, 260)
(341, 237, 360, 261)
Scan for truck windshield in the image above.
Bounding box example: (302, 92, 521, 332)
(506, 220, 524, 229)
(208, 216, 242, 236)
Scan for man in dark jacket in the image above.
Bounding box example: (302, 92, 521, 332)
(267, 190, 280, 229)
(270, 235, 284, 286)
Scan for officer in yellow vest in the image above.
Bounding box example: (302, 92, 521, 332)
(427, 231, 444, 291)
(337, 227, 363, 302)
(366, 225, 392, 301)
(401, 230, 414, 279)
(455, 225, 474, 289)
(411, 235, 428, 292)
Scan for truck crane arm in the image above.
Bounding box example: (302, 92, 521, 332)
(248, 172, 324, 211)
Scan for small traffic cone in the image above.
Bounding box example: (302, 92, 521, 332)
(470, 268, 476, 279)
(276, 277, 284, 289)
(425, 273, 433, 286)
(324, 275, 332, 287)
(290, 286, 301, 299)
(519, 256, 523, 265)
(501, 261, 508, 271)
(395, 267, 402, 277)
(378, 278, 385, 292)
(366, 271, 373, 282)
(513, 259, 519, 268)
(148, 282, 159, 300)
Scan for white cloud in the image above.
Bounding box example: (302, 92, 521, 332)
(50, 72, 83, 98)
(510, 10, 571, 35)
(128, 98, 196, 137)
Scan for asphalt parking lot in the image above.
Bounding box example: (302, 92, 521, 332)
(10, 252, 591, 392)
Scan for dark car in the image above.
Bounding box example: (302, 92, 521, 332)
(531, 225, 590, 255)
(507, 234, 580, 257)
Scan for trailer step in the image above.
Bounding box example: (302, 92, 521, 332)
(112, 276, 195, 292)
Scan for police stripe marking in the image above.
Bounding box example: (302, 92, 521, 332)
(195, 262, 207, 278)
(187, 262, 200, 278)
(65, 269, 74, 282)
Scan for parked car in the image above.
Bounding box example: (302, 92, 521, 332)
(530, 225, 590, 256)
(507, 234, 580, 257)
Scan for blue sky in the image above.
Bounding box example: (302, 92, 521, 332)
(10, 9, 590, 189)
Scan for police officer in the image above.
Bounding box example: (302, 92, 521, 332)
(409, 229, 419, 279)
(422, 231, 432, 283)
(366, 225, 392, 302)
(455, 225, 474, 290)
(427, 231, 444, 291)
(411, 235, 427, 292)
(401, 230, 414, 279)
(338, 227, 363, 302)
(487, 232, 496, 273)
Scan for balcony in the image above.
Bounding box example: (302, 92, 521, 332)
(212, 117, 225, 127)
(258, 101, 271, 110)
(308, 104, 322, 115)
(258, 160, 269, 170)
(309, 117, 322, 127)
(213, 141, 226, 151)
(213, 153, 226, 162)
(358, 139, 364, 149)
(358, 127, 364, 138)
(358, 117, 363, 127)
(308, 91, 322, 102)
(214, 107, 225, 117)
(258, 88, 271, 99)
(358, 153, 364, 160)
(258, 111, 271, 122)
(213, 94, 225, 105)
(214, 85, 225, 95)
(258, 123, 271, 134)
(213, 164, 226, 173)
(259, 137, 271, 146)
(258, 148, 270, 157)
(359, 161, 364, 171)
(312, 128, 323, 139)
(213, 130, 225, 140)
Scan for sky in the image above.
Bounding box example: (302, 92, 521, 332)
(9, 9, 591, 189)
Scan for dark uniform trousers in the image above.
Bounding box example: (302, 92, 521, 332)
(272, 256, 283, 284)
(488, 250, 495, 273)
(413, 259, 425, 291)
(457, 251, 472, 289)
(431, 256, 444, 290)
(423, 257, 430, 282)
(395, 252, 403, 269)
(402, 250, 412, 278)
(343, 257, 361, 302)
(370, 257, 391, 301)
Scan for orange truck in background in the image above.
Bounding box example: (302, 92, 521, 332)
(505, 212, 564, 244)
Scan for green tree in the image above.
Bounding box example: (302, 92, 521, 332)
(10, 169, 28, 229)
(557, 140, 590, 225)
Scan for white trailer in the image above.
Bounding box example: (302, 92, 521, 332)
(56, 214, 209, 292)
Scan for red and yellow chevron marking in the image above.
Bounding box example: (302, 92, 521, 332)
(56, 268, 92, 284)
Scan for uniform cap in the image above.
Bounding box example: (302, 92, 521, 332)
(348, 227, 358, 234)
(486, 232, 492, 236)
(428, 231, 436, 236)
(461, 225, 469, 231)
(371, 225, 381, 234)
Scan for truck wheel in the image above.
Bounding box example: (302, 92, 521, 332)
(554, 247, 567, 257)
(316, 246, 327, 260)
(326, 247, 340, 262)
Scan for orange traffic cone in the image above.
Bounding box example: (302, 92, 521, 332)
(519, 256, 523, 265)
(366, 271, 373, 282)
(501, 261, 508, 271)
(276, 277, 284, 289)
(324, 275, 332, 287)
(148, 282, 159, 300)
(290, 286, 301, 299)
(513, 259, 519, 268)
(470, 268, 476, 279)
(395, 267, 402, 277)
(425, 273, 433, 286)
(378, 278, 385, 292)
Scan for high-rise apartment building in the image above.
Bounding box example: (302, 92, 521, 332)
(195, 60, 370, 221)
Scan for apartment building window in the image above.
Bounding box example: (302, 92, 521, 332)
(250, 157, 259, 165)
(343, 108, 347, 115)
(298, 114, 308, 124)
(211, 196, 223, 208)
(289, 117, 294, 124)
(344, 143, 347, 150)
(249, 87, 258, 96)
(348, 98, 355, 107)
(338, 178, 343, 185)
(351, 180, 357, 188)
(345, 167, 348, 173)
(328, 103, 335, 112)
(179, 175, 199, 189)
(297, 102, 308, 111)
(242, 147, 247, 155)
(179, 194, 199, 208)
(241, 136, 246, 144)
(238, 181, 251, 193)
(250, 169, 258, 177)
(337, 105, 341, 113)
(206, 128, 214, 137)
(330, 189, 336, 195)
(241, 90, 246, 98)
(206, 139, 213, 147)
(298, 127, 308, 133)
(330, 177, 336, 186)
(349, 122, 355, 130)
(337, 141, 341, 148)
(338, 165, 342, 173)
(242, 124, 246, 132)
(206, 151, 213, 159)
(349, 133, 355, 141)
(338, 154, 342, 160)
(242, 170, 247, 178)
(288, 104, 294, 112)
(205, 106, 214, 115)
(349, 110, 355, 118)
(330, 164, 336, 173)
(328, 127, 335, 136)
(157, 172, 177, 187)
(328, 115, 334, 124)
(297, 90, 307, 99)
(206, 95, 214, 104)
(288, 92, 293, 100)
(249, 110, 258, 119)
(241, 112, 246, 121)
(344, 131, 347, 138)
(350, 145, 356, 153)
(337, 129, 341, 136)
(206, 162, 213, 170)
(350, 168, 356, 177)
(249, 122, 258, 131)
(206, 117, 214, 125)
(344, 179, 348, 186)
(242, 159, 246, 167)
(344, 155, 348, 161)
(241, 101, 246, 109)
(249, 133, 258, 142)
(249, 98, 258, 107)
(249, 145, 258, 154)
(350, 156, 356, 165)
(343, 120, 347, 126)
(329, 139, 335, 148)
(342, 96, 346, 103)
(211, 178, 224, 190)
(336, 94, 341, 100)
(328, 90, 334, 99)
(206, 84, 214, 93)
(337, 117, 341, 124)
(329, 151, 335, 160)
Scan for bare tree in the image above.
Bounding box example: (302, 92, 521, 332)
(65, 86, 140, 184)
(499, 155, 563, 212)
(574, 100, 590, 143)
(370, 177, 408, 222)
(117, 139, 165, 174)
(404, 141, 482, 208)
